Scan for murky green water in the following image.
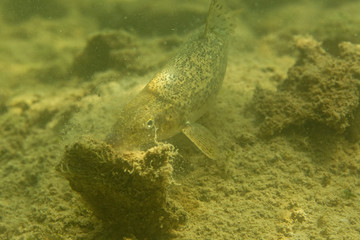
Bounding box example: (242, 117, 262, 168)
(0, 0, 359, 239)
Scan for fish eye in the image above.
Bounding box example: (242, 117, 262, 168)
(145, 119, 154, 129)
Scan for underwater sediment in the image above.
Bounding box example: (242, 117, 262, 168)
(1, 0, 360, 239)
(253, 36, 360, 138)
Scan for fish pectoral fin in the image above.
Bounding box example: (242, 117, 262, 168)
(182, 122, 218, 160)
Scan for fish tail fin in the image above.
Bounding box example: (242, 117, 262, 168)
(203, 0, 232, 37)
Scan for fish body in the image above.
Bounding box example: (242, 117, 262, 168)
(106, 0, 230, 159)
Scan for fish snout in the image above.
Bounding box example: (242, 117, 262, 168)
(105, 131, 122, 146)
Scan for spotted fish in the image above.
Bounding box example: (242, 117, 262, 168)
(106, 0, 231, 159)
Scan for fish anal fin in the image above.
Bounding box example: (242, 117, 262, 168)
(182, 122, 218, 160)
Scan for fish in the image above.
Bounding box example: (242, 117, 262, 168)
(106, 0, 231, 159)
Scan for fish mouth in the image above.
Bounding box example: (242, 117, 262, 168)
(105, 133, 132, 152)
(105, 131, 122, 146)
(105, 131, 140, 151)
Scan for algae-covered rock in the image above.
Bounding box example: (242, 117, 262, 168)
(253, 36, 360, 137)
(58, 136, 185, 239)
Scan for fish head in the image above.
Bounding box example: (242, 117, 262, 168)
(106, 107, 184, 151)
(105, 104, 158, 150)
(105, 88, 184, 151)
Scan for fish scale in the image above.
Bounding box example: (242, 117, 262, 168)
(106, 0, 231, 159)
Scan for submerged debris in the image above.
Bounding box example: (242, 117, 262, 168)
(58, 136, 186, 239)
(253, 36, 360, 138)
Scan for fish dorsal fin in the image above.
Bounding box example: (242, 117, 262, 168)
(182, 122, 218, 160)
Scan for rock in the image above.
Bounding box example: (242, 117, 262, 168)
(253, 36, 360, 137)
(58, 136, 185, 239)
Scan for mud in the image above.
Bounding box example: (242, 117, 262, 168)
(72, 30, 180, 78)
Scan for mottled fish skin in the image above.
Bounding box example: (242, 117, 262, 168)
(106, 0, 230, 157)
